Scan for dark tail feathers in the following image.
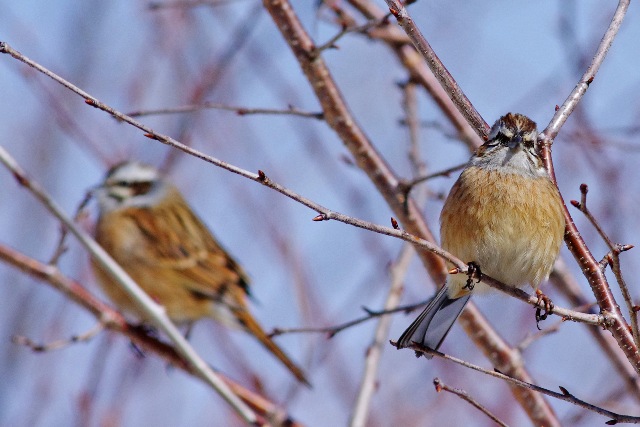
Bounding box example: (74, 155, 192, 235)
(397, 286, 471, 357)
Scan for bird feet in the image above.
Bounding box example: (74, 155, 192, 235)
(463, 262, 481, 291)
(535, 289, 554, 329)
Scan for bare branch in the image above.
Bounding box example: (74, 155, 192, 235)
(12, 322, 105, 352)
(270, 299, 427, 339)
(570, 183, 639, 347)
(433, 378, 509, 427)
(396, 341, 640, 425)
(0, 147, 258, 424)
(543, 0, 631, 139)
(127, 103, 324, 120)
(381, 0, 488, 138)
(350, 82, 430, 427)
(350, 243, 414, 427)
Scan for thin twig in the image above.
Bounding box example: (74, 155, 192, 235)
(403, 80, 424, 176)
(382, 0, 488, 139)
(0, 147, 257, 425)
(516, 321, 562, 353)
(315, 14, 391, 54)
(433, 378, 510, 427)
(47, 189, 93, 266)
(349, 243, 415, 427)
(395, 341, 640, 425)
(12, 322, 105, 352)
(47, 224, 69, 265)
(543, 0, 630, 139)
(570, 183, 638, 348)
(398, 162, 467, 202)
(127, 102, 324, 120)
(349, 80, 429, 427)
(269, 299, 428, 338)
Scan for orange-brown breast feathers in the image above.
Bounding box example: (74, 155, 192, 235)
(440, 166, 565, 297)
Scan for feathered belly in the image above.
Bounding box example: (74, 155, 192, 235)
(440, 167, 564, 294)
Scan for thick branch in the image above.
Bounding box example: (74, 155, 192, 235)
(262, 0, 446, 284)
(0, 146, 257, 424)
(537, 0, 640, 374)
(381, 0, 487, 139)
(0, 243, 297, 426)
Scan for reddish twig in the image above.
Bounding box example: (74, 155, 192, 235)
(382, 0, 488, 139)
(345, 0, 483, 150)
(570, 183, 638, 348)
(0, 243, 299, 426)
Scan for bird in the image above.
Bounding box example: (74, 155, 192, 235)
(397, 113, 565, 355)
(92, 161, 309, 385)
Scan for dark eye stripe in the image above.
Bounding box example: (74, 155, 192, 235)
(129, 181, 153, 196)
(114, 180, 153, 196)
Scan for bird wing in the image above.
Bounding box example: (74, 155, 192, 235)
(119, 196, 251, 301)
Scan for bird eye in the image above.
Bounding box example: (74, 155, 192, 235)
(129, 181, 153, 196)
(111, 180, 152, 196)
(522, 132, 538, 149)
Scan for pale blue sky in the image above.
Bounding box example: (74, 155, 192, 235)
(1, 1, 639, 426)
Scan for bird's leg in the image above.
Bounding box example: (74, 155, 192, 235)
(463, 262, 481, 291)
(535, 289, 554, 329)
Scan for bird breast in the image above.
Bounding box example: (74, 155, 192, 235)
(440, 166, 565, 296)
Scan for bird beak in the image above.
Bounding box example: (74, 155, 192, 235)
(508, 134, 523, 150)
(88, 184, 104, 196)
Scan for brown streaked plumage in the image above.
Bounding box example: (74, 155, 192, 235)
(397, 113, 565, 354)
(93, 161, 309, 385)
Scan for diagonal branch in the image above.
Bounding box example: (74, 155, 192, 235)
(0, 243, 298, 426)
(345, 0, 483, 150)
(536, 0, 640, 374)
(433, 378, 509, 427)
(262, 0, 446, 284)
(0, 41, 595, 326)
(381, 0, 488, 139)
(399, 341, 640, 425)
(543, 0, 630, 139)
(0, 147, 258, 424)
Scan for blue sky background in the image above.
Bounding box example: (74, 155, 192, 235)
(1, 1, 639, 426)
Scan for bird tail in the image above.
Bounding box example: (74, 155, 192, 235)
(235, 309, 311, 386)
(397, 285, 471, 357)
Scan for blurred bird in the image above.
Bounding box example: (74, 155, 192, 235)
(397, 113, 565, 355)
(92, 161, 309, 384)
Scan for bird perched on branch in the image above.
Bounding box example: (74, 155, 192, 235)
(92, 161, 309, 384)
(397, 113, 565, 355)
